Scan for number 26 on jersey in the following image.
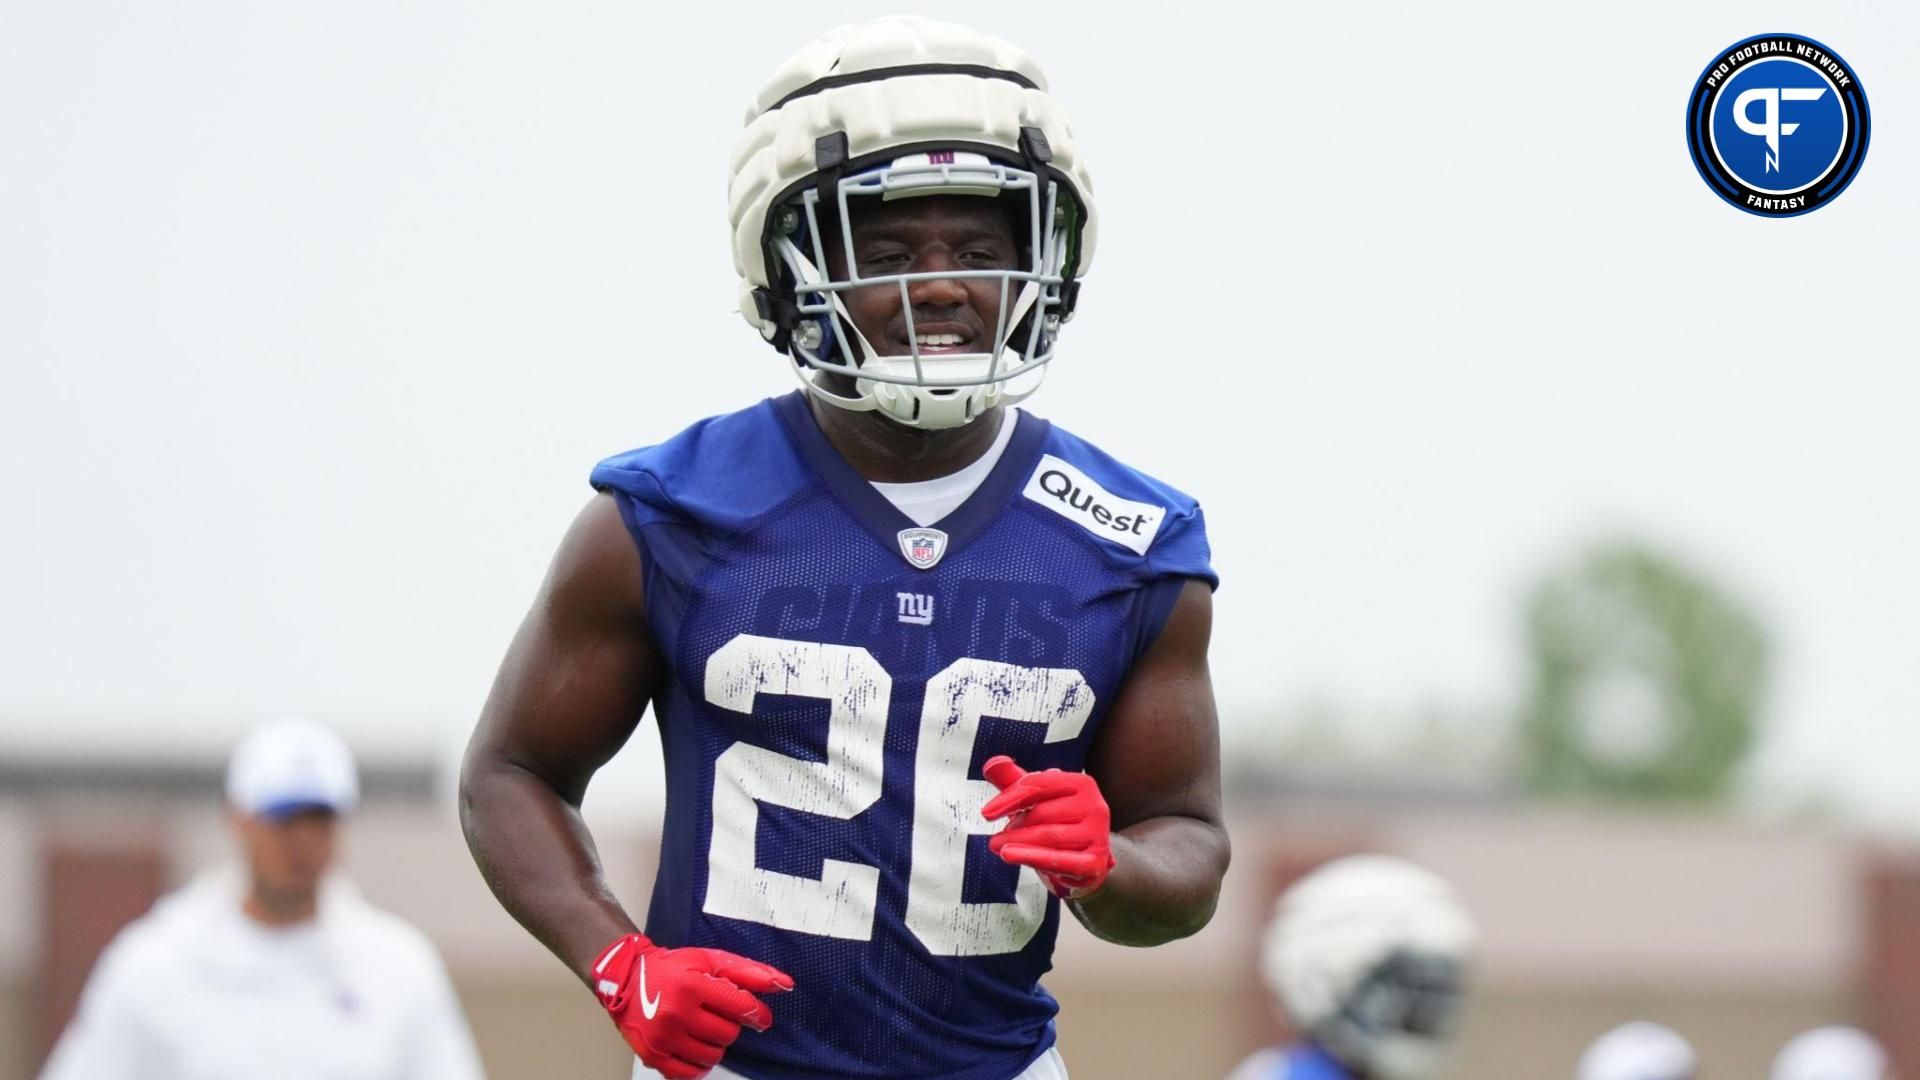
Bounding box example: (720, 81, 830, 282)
(701, 634, 1094, 957)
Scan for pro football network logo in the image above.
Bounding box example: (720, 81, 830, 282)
(1686, 33, 1870, 217)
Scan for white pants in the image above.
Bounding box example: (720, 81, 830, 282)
(632, 1046, 1070, 1080)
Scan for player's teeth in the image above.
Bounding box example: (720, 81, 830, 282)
(915, 334, 964, 347)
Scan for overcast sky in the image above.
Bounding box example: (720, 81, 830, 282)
(3, 1, 1914, 824)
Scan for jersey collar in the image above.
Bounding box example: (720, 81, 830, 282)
(772, 390, 1051, 565)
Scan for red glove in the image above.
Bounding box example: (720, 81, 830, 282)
(590, 933, 793, 1080)
(981, 755, 1116, 900)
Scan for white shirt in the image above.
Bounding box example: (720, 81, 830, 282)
(869, 409, 1019, 526)
(41, 870, 486, 1080)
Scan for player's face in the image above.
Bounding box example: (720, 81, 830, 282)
(232, 807, 338, 910)
(826, 195, 1019, 358)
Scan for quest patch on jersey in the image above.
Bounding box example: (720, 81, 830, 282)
(1022, 455, 1165, 556)
(1685, 33, 1870, 217)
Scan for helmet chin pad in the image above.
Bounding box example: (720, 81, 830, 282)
(795, 351, 1047, 430)
(865, 380, 995, 430)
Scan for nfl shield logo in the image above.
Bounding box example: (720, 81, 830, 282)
(897, 527, 948, 571)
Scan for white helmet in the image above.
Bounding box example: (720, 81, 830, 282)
(1263, 855, 1478, 1080)
(727, 16, 1097, 429)
(1576, 1022, 1697, 1080)
(1770, 1026, 1889, 1080)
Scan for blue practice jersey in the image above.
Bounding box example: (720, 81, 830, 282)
(590, 392, 1215, 1080)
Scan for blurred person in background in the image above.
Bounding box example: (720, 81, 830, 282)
(1225, 855, 1477, 1080)
(1771, 1026, 1892, 1080)
(1575, 1021, 1697, 1080)
(40, 717, 486, 1080)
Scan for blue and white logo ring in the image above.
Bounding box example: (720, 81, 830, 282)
(1686, 33, 1870, 217)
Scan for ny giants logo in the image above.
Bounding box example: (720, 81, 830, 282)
(896, 592, 934, 626)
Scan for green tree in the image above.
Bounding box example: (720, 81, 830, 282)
(1522, 541, 1769, 802)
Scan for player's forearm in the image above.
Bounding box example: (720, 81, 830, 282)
(1068, 814, 1229, 946)
(458, 757, 638, 983)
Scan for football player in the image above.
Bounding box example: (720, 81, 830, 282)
(459, 16, 1228, 1080)
(1225, 855, 1477, 1080)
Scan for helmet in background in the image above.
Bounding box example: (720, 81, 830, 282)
(1771, 1026, 1889, 1080)
(1577, 1021, 1698, 1080)
(1263, 855, 1478, 1079)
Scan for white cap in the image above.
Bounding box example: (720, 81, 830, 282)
(1577, 1022, 1697, 1080)
(1770, 1026, 1888, 1080)
(224, 717, 359, 819)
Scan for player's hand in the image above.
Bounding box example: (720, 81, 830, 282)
(590, 933, 793, 1080)
(981, 755, 1116, 900)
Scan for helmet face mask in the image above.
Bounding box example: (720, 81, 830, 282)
(770, 150, 1075, 430)
(1316, 950, 1468, 1079)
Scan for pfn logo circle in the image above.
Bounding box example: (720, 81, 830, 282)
(1686, 34, 1869, 217)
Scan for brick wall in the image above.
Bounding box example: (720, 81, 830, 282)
(1863, 850, 1920, 1074)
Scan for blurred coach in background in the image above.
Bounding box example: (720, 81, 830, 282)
(40, 717, 486, 1080)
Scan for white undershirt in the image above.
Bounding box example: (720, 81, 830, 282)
(869, 410, 1020, 527)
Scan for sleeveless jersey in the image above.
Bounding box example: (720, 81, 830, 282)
(590, 392, 1215, 1080)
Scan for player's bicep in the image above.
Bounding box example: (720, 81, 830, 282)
(1085, 578, 1222, 831)
(470, 493, 661, 804)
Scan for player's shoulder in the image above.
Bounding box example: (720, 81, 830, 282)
(1019, 416, 1216, 585)
(93, 902, 182, 977)
(87, 874, 228, 983)
(590, 395, 811, 533)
